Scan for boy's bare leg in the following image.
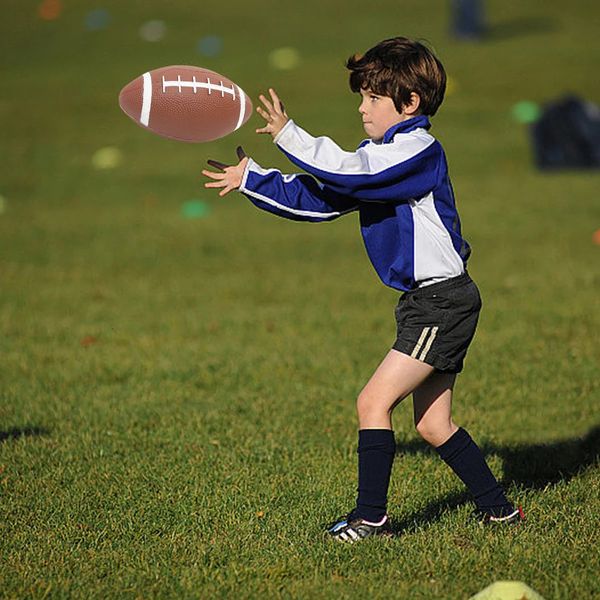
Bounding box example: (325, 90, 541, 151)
(412, 372, 458, 447)
(357, 349, 435, 429)
(414, 373, 517, 519)
(349, 349, 433, 525)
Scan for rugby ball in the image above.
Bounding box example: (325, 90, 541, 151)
(118, 65, 253, 142)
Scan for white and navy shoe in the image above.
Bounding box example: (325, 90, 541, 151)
(327, 513, 393, 543)
(479, 505, 525, 526)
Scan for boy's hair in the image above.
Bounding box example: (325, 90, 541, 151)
(346, 37, 446, 117)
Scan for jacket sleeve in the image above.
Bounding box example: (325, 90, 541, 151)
(238, 158, 359, 222)
(273, 120, 441, 202)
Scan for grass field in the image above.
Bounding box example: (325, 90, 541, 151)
(1, 1, 599, 598)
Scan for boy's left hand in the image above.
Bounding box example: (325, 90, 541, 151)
(256, 88, 289, 139)
(202, 146, 249, 197)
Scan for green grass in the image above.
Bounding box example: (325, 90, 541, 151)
(1, 0, 600, 598)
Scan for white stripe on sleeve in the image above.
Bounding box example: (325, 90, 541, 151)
(240, 159, 356, 219)
(275, 120, 435, 177)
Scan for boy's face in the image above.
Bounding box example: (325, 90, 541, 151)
(358, 88, 409, 141)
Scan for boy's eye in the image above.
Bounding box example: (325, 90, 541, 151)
(370, 95, 379, 101)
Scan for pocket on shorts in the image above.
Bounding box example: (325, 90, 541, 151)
(411, 291, 452, 314)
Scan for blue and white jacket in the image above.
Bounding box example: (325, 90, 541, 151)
(239, 115, 470, 292)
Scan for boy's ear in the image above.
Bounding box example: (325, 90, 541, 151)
(403, 92, 421, 116)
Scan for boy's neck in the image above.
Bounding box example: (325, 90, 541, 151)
(373, 115, 431, 143)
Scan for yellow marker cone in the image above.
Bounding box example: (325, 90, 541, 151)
(470, 581, 545, 600)
(92, 146, 123, 170)
(269, 47, 301, 70)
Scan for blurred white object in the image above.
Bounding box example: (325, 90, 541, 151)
(139, 20, 166, 42)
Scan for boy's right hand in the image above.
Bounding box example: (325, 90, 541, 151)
(202, 146, 249, 197)
(256, 88, 289, 139)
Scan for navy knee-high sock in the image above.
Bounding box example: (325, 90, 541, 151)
(435, 427, 514, 517)
(354, 429, 396, 522)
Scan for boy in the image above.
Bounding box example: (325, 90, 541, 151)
(203, 37, 523, 542)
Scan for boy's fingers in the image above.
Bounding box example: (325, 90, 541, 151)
(269, 89, 287, 115)
(204, 180, 227, 188)
(269, 88, 283, 112)
(259, 94, 274, 113)
(202, 169, 227, 179)
(202, 170, 227, 181)
(207, 159, 230, 171)
(256, 106, 272, 121)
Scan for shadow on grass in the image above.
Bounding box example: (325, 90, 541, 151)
(496, 426, 600, 489)
(485, 17, 560, 41)
(391, 426, 600, 532)
(0, 426, 50, 444)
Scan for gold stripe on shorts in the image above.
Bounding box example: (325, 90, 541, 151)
(411, 327, 430, 358)
(418, 326, 439, 361)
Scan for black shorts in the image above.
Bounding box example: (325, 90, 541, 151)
(392, 273, 482, 374)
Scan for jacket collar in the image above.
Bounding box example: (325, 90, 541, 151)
(382, 115, 431, 143)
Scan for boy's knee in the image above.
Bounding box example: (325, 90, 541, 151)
(356, 389, 372, 417)
(356, 388, 384, 419)
(356, 386, 408, 421)
(415, 420, 434, 443)
(415, 419, 457, 446)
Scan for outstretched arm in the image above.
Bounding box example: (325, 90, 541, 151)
(203, 151, 358, 223)
(274, 120, 441, 202)
(239, 159, 358, 223)
(201, 88, 289, 197)
(250, 92, 440, 203)
(202, 92, 358, 222)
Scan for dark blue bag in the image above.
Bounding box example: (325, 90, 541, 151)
(532, 96, 600, 169)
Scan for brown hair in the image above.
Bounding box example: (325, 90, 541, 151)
(346, 37, 446, 116)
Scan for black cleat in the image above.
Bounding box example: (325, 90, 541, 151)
(327, 513, 393, 543)
(479, 505, 525, 526)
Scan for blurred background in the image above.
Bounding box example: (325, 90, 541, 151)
(2, 0, 598, 387)
(1, 1, 599, 598)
